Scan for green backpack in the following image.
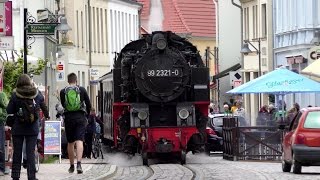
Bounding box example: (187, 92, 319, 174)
(64, 86, 81, 111)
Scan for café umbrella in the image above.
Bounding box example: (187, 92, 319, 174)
(227, 68, 320, 95)
(227, 68, 320, 125)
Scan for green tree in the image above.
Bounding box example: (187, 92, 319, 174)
(3, 55, 46, 97)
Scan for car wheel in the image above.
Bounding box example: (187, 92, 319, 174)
(282, 152, 291, 172)
(292, 153, 302, 174)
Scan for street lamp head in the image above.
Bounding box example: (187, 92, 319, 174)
(240, 43, 252, 55)
(311, 30, 320, 45)
(56, 47, 64, 58)
(56, 16, 72, 34)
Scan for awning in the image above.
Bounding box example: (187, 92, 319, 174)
(301, 59, 320, 82)
(211, 63, 241, 83)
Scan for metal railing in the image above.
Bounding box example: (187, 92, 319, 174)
(222, 117, 284, 161)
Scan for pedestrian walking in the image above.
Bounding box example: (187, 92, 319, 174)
(22, 89, 46, 169)
(0, 91, 9, 176)
(6, 74, 49, 180)
(60, 73, 91, 174)
(84, 108, 97, 159)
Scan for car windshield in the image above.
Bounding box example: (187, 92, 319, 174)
(208, 116, 247, 127)
(304, 111, 320, 129)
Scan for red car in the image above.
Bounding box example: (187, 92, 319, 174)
(282, 107, 320, 174)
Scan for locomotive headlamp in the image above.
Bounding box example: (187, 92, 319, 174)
(156, 38, 167, 50)
(138, 111, 148, 120)
(178, 109, 189, 119)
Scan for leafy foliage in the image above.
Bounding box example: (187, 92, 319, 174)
(3, 55, 46, 97)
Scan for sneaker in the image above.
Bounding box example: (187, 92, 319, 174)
(77, 163, 83, 174)
(0, 171, 4, 176)
(22, 159, 27, 169)
(68, 165, 75, 173)
(4, 167, 10, 174)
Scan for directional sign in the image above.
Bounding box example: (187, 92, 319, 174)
(90, 68, 99, 77)
(27, 24, 56, 35)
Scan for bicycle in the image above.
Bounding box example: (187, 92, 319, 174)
(92, 133, 104, 159)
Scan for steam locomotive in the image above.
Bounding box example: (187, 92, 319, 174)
(99, 31, 209, 165)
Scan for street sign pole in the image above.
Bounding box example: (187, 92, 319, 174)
(24, 8, 27, 74)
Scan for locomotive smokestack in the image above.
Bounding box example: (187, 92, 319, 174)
(148, 0, 164, 32)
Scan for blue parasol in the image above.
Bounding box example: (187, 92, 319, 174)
(227, 68, 320, 95)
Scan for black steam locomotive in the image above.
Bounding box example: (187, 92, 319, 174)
(99, 31, 210, 165)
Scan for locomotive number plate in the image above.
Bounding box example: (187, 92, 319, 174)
(147, 69, 180, 77)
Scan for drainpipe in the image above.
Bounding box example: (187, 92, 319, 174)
(213, 0, 220, 107)
(213, 0, 219, 45)
(231, 0, 243, 68)
(88, 0, 93, 106)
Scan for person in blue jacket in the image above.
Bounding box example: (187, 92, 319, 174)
(6, 74, 49, 180)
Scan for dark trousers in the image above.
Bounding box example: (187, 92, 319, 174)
(84, 133, 93, 158)
(11, 135, 37, 180)
(0, 123, 5, 173)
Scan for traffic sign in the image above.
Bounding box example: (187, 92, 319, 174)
(56, 72, 65, 81)
(230, 71, 242, 86)
(233, 80, 242, 88)
(27, 24, 56, 35)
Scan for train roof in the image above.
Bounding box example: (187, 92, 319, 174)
(98, 70, 113, 82)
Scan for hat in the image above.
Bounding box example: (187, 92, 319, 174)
(223, 104, 229, 108)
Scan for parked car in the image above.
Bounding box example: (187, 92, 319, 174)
(205, 113, 248, 153)
(282, 107, 320, 174)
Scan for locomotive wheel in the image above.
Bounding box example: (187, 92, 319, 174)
(142, 152, 148, 166)
(180, 150, 186, 165)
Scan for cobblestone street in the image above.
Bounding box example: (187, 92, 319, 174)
(4, 152, 320, 180)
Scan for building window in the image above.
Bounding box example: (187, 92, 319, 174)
(97, 8, 101, 53)
(118, 11, 120, 52)
(82, 71, 85, 87)
(105, 9, 108, 52)
(121, 12, 124, 49)
(110, 10, 114, 53)
(93, 7, 96, 52)
(76, 10, 79, 47)
(261, 4, 267, 38)
(115, 11, 118, 53)
(78, 71, 81, 85)
(244, 7, 249, 40)
(85, 5, 88, 51)
(252, 5, 258, 39)
(129, 14, 131, 41)
(81, 11, 84, 48)
(101, 8, 104, 53)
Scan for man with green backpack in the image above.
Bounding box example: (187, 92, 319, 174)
(60, 73, 91, 174)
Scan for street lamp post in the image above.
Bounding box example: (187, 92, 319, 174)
(23, 8, 71, 74)
(240, 38, 262, 108)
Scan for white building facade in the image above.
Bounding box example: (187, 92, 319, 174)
(273, 0, 320, 108)
(7, 0, 141, 114)
(215, 0, 242, 109)
(240, 0, 273, 125)
(60, 0, 141, 108)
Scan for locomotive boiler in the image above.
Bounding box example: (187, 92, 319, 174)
(99, 31, 210, 165)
